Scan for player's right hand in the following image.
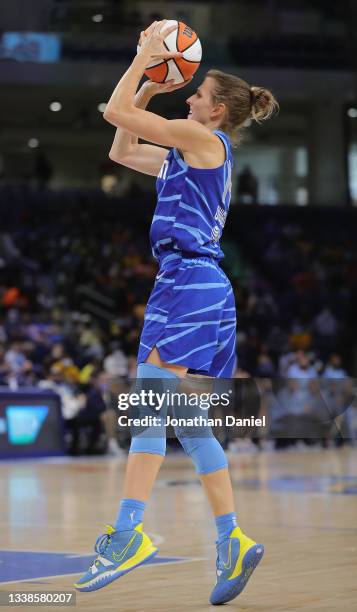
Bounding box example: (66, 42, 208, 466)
(138, 20, 182, 62)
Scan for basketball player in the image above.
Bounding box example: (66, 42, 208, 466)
(75, 21, 278, 605)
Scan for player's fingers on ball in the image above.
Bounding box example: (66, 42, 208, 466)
(146, 21, 157, 34)
(163, 53, 182, 61)
(163, 50, 182, 57)
(167, 24, 179, 34)
(163, 80, 176, 89)
(173, 79, 192, 90)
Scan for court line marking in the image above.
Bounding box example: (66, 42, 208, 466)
(0, 549, 96, 555)
(0, 557, 205, 586)
(0, 456, 121, 466)
(0, 533, 166, 548)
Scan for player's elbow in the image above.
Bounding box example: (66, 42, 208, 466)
(109, 147, 134, 165)
(103, 108, 121, 126)
(104, 108, 132, 129)
(109, 149, 124, 164)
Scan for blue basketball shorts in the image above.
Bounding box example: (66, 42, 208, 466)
(137, 253, 237, 378)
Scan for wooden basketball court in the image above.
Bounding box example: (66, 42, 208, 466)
(1, 448, 356, 611)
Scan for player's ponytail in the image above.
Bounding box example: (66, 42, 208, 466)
(207, 69, 279, 144)
(250, 86, 279, 123)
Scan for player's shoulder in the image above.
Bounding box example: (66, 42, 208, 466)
(170, 118, 217, 142)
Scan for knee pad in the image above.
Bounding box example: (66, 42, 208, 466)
(129, 362, 180, 457)
(129, 433, 166, 456)
(172, 374, 228, 474)
(175, 431, 228, 474)
(174, 410, 228, 475)
(174, 409, 228, 474)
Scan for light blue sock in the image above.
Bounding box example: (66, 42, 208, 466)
(115, 498, 146, 532)
(215, 512, 238, 543)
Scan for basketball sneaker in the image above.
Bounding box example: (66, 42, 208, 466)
(74, 523, 158, 592)
(209, 526, 264, 605)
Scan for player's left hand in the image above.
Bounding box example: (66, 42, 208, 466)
(142, 77, 193, 97)
(138, 20, 183, 62)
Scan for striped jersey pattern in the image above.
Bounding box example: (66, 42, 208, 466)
(150, 130, 233, 261)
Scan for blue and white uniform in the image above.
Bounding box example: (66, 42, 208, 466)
(138, 129, 237, 377)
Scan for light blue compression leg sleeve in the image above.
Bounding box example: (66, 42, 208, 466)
(129, 362, 179, 457)
(175, 429, 228, 475)
(173, 376, 228, 475)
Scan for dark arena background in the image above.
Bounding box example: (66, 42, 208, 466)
(0, 1, 356, 610)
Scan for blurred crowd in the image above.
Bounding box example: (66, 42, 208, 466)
(230, 207, 357, 379)
(0, 188, 356, 453)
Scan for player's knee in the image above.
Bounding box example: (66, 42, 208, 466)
(129, 435, 166, 456)
(127, 362, 175, 457)
(175, 431, 228, 474)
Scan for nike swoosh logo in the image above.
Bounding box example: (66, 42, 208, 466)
(112, 533, 138, 563)
(222, 540, 233, 571)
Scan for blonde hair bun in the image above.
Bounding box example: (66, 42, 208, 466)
(250, 86, 279, 123)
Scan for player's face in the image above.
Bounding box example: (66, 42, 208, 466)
(186, 78, 216, 124)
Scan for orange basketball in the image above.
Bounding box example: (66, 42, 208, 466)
(137, 20, 202, 84)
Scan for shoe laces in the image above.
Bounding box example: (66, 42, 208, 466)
(94, 525, 115, 555)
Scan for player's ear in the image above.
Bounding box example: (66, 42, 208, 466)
(211, 102, 226, 120)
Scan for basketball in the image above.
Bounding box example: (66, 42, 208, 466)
(137, 20, 202, 84)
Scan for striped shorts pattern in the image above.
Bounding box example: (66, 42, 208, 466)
(137, 254, 237, 378)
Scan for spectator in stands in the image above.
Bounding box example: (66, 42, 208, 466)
(270, 379, 331, 449)
(278, 349, 297, 377)
(288, 319, 312, 352)
(4, 341, 26, 374)
(323, 353, 347, 379)
(78, 321, 104, 361)
(97, 370, 125, 457)
(287, 350, 317, 378)
(65, 370, 107, 455)
(103, 341, 128, 378)
(255, 349, 276, 377)
(39, 364, 85, 420)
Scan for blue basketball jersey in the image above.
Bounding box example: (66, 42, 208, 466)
(150, 129, 233, 261)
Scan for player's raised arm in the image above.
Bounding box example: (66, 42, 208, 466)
(109, 79, 191, 176)
(103, 20, 215, 153)
(108, 80, 168, 176)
